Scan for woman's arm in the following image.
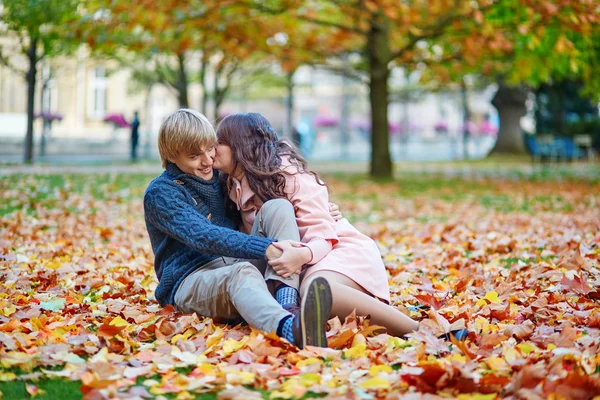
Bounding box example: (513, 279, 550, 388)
(285, 171, 340, 265)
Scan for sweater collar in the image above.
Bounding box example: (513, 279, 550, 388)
(165, 161, 219, 185)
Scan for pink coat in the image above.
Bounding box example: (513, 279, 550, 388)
(229, 161, 391, 303)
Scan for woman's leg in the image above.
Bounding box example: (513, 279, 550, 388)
(300, 270, 419, 337)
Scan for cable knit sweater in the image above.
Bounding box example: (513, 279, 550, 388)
(144, 162, 275, 307)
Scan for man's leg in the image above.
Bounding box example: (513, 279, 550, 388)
(250, 199, 302, 311)
(174, 258, 332, 348)
(175, 258, 289, 332)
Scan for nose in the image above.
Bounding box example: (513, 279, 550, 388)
(200, 152, 213, 166)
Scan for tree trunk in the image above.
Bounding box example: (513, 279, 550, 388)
(285, 70, 294, 139)
(367, 23, 392, 178)
(491, 83, 528, 154)
(24, 38, 38, 164)
(176, 53, 189, 108)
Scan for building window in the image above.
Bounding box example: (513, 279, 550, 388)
(88, 67, 107, 118)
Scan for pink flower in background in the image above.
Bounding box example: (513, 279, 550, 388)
(479, 120, 498, 136)
(351, 120, 419, 135)
(434, 121, 448, 133)
(313, 115, 339, 128)
(104, 113, 130, 128)
(35, 112, 64, 122)
(389, 122, 402, 134)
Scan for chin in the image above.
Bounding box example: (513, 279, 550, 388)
(198, 172, 214, 179)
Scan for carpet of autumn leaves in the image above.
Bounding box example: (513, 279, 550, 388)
(1, 172, 600, 400)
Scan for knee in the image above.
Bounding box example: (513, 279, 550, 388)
(230, 262, 262, 278)
(261, 199, 295, 219)
(226, 262, 263, 292)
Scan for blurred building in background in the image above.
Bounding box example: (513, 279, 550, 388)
(0, 44, 499, 162)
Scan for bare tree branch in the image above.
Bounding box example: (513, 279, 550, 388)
(0, 47, 27, 77)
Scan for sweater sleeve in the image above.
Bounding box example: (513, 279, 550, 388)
(285, 172, 339, 265)
(144, 181, 274, 259)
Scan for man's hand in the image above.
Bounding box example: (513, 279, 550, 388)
(266, 243, 283, 260)
(329, 202, 343, 221)
(268, 240, 312, 278)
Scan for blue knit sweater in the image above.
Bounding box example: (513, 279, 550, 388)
(143, 162, 275, 307)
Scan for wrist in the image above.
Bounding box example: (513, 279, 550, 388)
(266, 244, 275, 259)
(301, 247, 312, 264)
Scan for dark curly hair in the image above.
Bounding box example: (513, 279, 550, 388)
(216, 113, 324, 216)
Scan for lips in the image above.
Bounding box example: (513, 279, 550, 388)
(198, 167, 212, 174)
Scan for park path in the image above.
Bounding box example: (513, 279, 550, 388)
(1, 161, 598, 180)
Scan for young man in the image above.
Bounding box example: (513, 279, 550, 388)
(143, 108, 332, 348)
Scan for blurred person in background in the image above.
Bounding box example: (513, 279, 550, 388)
(131, 111, 140, 161)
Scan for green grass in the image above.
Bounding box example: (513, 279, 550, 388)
(0, 379, 82, 400)
(0, 173, 154, 216)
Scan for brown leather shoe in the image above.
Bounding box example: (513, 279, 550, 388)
(292, 277, 332, 349)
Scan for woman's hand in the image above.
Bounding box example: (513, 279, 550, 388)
(329, 202, 343, 221)
(268, 240, 312, 278)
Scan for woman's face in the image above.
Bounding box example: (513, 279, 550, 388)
(213, 143, 235, 175)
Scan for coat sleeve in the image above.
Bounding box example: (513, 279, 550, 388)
(285, 172, 339, 265)
(144, 181, 274, 260)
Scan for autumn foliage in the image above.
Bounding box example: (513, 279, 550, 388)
(1, 173, 599, 399)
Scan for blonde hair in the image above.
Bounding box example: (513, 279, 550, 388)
(158, 109, 217, 168)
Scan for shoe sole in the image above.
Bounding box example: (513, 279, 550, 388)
(301, 277, 333, 348)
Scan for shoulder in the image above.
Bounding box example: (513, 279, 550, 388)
(144, 173, 185, 200)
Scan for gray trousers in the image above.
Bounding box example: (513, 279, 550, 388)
(174, 199, 301, 333)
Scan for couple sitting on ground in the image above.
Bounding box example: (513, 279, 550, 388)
(144, 109, 444, 349)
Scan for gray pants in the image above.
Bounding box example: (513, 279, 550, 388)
(174, 199, 301, 333)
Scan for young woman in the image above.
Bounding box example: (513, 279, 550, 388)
(212, 113, 420, 337)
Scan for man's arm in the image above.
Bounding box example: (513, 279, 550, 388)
(144, 182, 274, 260)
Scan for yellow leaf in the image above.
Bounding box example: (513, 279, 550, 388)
(299, 373, 321, 386)
(487, 356, 508, 371)
(236, 371, 255, 385)
(269, 390, 294, 399)
(359, 376, 390, 389)
(369, 365, 393, 376)
(0, 372, 17, 381)
(1, 304, 16, 317)
(517, 342, 536, 355)
(457, 394, 498, 400)
(450, 353, 466, 363)
(46, 261, 62, 270)
(109, 316, 129, 328)
(344, 343, 368, 359)
(296, 357, 320, 368)
(206, 327, 224, 348)
(547, 344, 557, 351)
(195, 363, 217, 376)
(503, 347, 521, 363)
(222, 337, 248, 355)
(484, 291, 501, 304)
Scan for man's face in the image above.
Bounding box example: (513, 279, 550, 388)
(213, 143, 235, 175)
(173, 144, 216, 180)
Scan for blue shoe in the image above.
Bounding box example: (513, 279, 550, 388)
(439, 329, 469, 341)
(407, 304, 430, 312)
